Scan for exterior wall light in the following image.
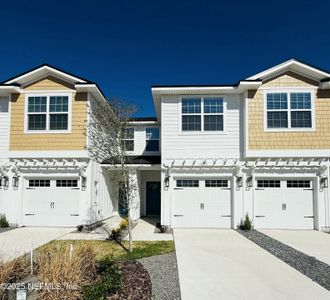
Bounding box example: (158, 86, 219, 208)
(1, 176, 9, 188)
(81, 176, 87, 189)
(236, 175, 243, 188)
(164, 175, 170, 188)
(320, 176, 328, 189)
(246, 175, 254, 188)
(12, 176, 19, 188)
(164, 166, 171, 189)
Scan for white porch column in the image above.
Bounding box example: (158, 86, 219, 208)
(129, 169, 141, 220)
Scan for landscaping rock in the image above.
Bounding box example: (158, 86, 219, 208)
(238, 229, 330, 291)
(139, 252, 181, 300)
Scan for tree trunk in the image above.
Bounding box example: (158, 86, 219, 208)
(128, 211, 133, 252)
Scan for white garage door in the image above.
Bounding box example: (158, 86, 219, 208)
(24, 178, 80, 226)
(172, 179, 231, 228)
(254, 179, 314, 229)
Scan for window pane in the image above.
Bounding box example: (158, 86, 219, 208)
(287, 180, 311, 188)
(267, 93, 287, 110)
(291, 111, 312, 128)
(49, 96, 69, 112)
(204, 115, 223, 131)
(28, 97, 47, 112)
(177, 180, 199, 187)
(205, 180, 228, 187)
(257, 180, 281, 188)
(267, 112, 288, 128)
(182, 99, 201, 114)
(290, 93, 311, 110)
(146, 128, 159, 139)
(123, 140, 134, 151)
(123, 128, 134, 139)
(28, 114, 46, 130)
(204, 98, 223, 113)
(49, 114, 68, 130)
(182, 115, 201, 131)
(146, 140, 159, 151)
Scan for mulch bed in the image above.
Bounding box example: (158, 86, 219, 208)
(110, 261, 152, 300)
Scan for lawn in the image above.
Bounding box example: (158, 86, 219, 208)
(38, 240, 175, 261)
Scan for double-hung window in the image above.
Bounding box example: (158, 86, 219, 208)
(181, 97, 224, 132)
(122, 128, 134, 151)
(182, 98, 202, 131)
(204, 98, 224, 131)
(26, 95, 70, 132)
(146, 127, 160, 152)
(266, 91, 313, 130)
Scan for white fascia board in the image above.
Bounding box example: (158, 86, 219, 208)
(0, 86, 21, 94)
(5, 66, 86, 85)
(247, 59, 330, 81)
(75, 84, 107, 103)
(9, 150, 89, 159)
(128, 121, 159, 125)
(245, 149, 330, 158)
(320, 81, 330, 89)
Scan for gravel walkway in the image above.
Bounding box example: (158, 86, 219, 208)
(138, 252, 181, 300)
(238, 229, 330, 290)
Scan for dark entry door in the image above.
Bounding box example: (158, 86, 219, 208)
(146, 181, 161, 215)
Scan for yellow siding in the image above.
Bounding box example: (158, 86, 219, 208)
(24, 76, 74, 90)
(10, 78, 87, 151)
(248, 72, 330, 150)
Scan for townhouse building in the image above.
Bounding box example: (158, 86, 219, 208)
(1, 59, 330, 230)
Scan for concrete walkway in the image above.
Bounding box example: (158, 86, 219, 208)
(128, 218, 173, 241)
(260, 229, 330, 265)
(174, 229, 330, 300)
(0, 227, 73, 261)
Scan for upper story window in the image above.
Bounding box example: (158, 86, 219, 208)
(26, 95, 70, 132)
(266, 91, 313, 130)
(122, 128, 134, 151)
(181, 97, 224, 132)
(146, 127, 160, 152)
(182, 98, 201, 131)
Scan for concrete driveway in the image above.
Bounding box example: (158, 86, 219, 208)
(260, 229, 330, 265)
(174, 229, 330, 300)
(0, 227, 73, 261)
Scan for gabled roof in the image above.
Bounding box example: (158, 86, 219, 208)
(0, 64, 108, 103)
(246, 58, 330, 81)
(2, 64, 91, 85)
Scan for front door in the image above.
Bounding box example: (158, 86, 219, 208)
(146, 181, 161, 215)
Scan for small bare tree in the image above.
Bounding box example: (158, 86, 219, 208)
(88, 96, 137, 252)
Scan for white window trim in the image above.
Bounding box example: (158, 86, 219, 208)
(123, 127, 135, 153)
(24, 92, 72, 134)
(178, 96, 227, 135)
(263, 89, 315, 132)
(145, 126, 160, 153)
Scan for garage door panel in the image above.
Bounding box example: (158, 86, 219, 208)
(255, 179, 314, 230)
(24, 178, 80, 227)
(172, 179, 231, 228)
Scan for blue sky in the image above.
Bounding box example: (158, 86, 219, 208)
(1, 0, 330, 116)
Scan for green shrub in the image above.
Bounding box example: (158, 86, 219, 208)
(0, 214, 9, 228)
(240, 214, 252, 231)
(83, 257, 121, 300)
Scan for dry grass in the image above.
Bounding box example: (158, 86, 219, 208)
(0, 254, 29, 299)
(36, 244, 97, 300)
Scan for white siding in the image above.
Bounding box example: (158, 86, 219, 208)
(0, 97, 10, 158)
(161, 95, 241, 160)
